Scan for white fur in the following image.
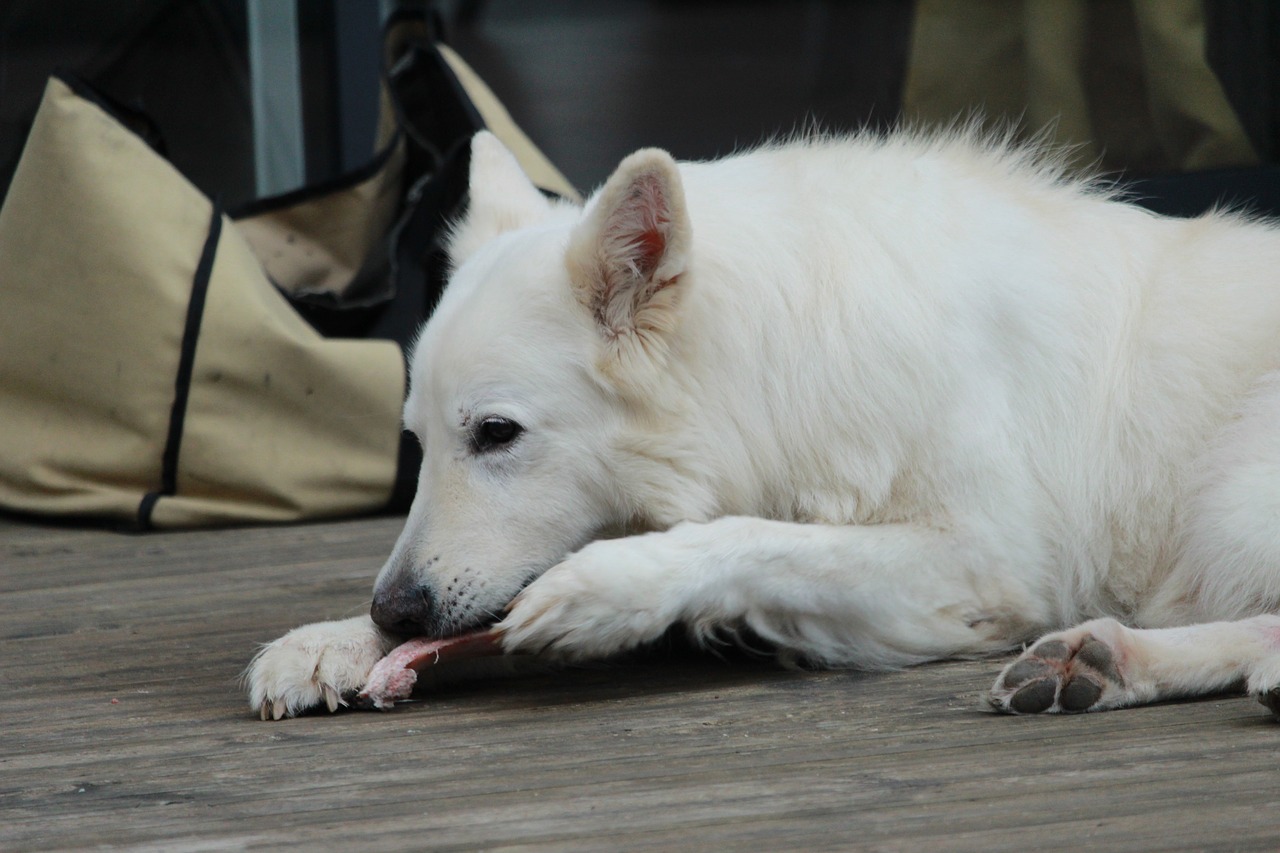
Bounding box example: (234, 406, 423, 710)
(246, 128, 1280, 719)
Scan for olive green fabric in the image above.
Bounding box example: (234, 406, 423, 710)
(904, 0, 1257, 173)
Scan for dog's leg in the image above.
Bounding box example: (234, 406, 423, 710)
(497, 516, 1048, 669)
(244, 615, 398, 720)
(988, 614, 1280, 715)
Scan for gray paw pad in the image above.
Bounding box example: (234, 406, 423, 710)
(1074, 638, 1119, 680)
(1001, 659, 1054, 688)
(1059, 674, 1103, 711)
(1009, 678, 1056, 713)
(1031, 639, 1071, 661)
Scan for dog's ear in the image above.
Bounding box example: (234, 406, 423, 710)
(449, 131, 554, 266)
(566, 148, 691, 382)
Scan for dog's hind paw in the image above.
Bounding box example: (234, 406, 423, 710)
(987, 619, 1133, 715)
(243, 615, 397, 720)
(1255, 686, 1280, 718)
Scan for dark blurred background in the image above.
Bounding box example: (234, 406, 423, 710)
(1, 0, 1278, 212)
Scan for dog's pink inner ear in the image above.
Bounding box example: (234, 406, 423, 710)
(633, 226, 666, 279)
(605, 172, 674, 284)
(568, 149, 689, 354)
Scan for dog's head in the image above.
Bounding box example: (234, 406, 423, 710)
(371, 132, 700, 638)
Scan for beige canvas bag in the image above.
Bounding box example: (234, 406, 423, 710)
(0, 37, 574, 529)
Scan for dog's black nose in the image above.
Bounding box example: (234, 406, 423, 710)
(370, 583, 436, 637)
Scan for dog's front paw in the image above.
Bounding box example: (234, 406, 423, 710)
(243, 615, 397, 720)
(497, 536, 684, 661)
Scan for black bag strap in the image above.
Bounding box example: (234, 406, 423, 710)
(136, 199, 223, 530)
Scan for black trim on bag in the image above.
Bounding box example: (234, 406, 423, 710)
(225, 12, 449, 223)
(137, 199, 223, 529)
(227, 138, 403, 220)
(52, 71, 169, 157)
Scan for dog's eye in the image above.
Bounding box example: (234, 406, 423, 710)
(473, 417, 523, 452)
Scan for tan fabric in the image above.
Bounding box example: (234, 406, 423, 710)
(153, 203, 404, 526)
(234, 44, 580, 306)
(235, 143, 407, 299)
(0, 78, 404, 526)
(904, 0, 1257, 173)
(0, 78, 183, 517)
(0, 30, 574, 528)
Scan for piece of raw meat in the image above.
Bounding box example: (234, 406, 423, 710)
(355, 630, 503, 710)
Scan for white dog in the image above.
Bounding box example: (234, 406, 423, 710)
(246, 128, 1280, 721)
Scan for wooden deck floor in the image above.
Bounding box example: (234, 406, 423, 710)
(3, 513, 1279, 851)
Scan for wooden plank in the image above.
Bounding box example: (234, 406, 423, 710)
(2, 514, 1279, 851)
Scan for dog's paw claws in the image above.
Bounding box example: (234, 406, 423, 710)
(256, 699, 296, 721)
(243, 617, 392, 720)
(254, 686, 345, 721)
(323, 684, 344, 714)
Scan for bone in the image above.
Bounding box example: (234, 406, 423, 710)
(355, 629, 504, 710)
